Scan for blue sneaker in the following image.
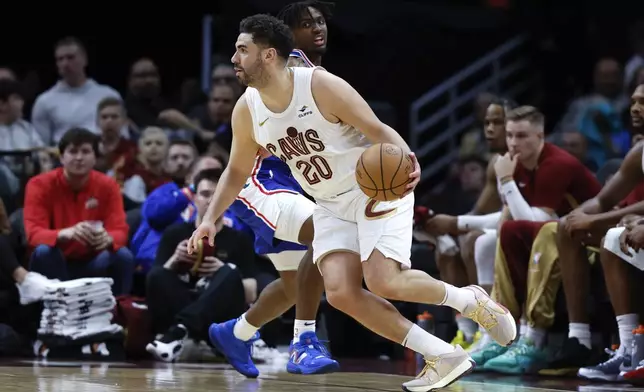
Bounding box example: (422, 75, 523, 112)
(208, 319, 259, 378)
(287, 331, 340, 375)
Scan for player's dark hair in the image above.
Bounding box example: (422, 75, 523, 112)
(58, 128, 99, 157)
(193, 168, 223, 189)
(489, 97, 518, 114)
(239, 14, 295, 61)
(506, 105, 545, 128)
(277, 1, 334, 28)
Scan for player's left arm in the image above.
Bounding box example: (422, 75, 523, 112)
(311, 70, 411, 153)
(499, 164, 558, 222)
(312, 70, 419, 193)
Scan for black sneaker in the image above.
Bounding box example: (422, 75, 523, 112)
(146, 324, 188, 362)
(539, 337, 593, 376)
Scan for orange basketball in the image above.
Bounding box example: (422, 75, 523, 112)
(355, 143, 414, 201)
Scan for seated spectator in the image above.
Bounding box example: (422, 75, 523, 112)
(189, 83, 235, 154)
(540, 83, 644, 380)
(559, 129, 597, 172)
(94, 97, 137, 176)
(31, 37, 121, 145)
(130, 151, 222, 274)
(556, 58, 630, 168)
(118, 126, 170, 204)
(145, 168, 257, 362)
(23, 128, 134, 295)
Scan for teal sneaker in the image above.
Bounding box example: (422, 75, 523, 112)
(483, 337, 548, 374)
(470, 341, 508, 370)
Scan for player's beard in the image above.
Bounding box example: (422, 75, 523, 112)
(237, 57, 268, 88)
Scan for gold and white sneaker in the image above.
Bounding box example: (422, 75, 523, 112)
(402, 345, 474, 392)
(462, 285, 517, 347)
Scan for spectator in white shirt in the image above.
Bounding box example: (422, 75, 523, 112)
(31, 37, 121, 146)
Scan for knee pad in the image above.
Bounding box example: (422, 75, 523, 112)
(474, 230, 497, 286)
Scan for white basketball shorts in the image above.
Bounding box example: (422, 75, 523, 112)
(312, 187, 414, 268)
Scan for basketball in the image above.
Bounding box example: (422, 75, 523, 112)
(355, 143, 414, 201)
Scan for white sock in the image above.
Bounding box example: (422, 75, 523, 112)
(525, 326, 546, 348)
(403, 324, 455, 357)
(519, 319, 528, 337)
(455, 315, 478, 341)
(568, 323, 591, 349)
(293, 319, 316, 343)
(440, 284, 475, 314)
(233, 313, 259, 341)
(617, 313, 639, 355)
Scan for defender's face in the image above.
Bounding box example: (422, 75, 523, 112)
(231, 33, 265, 87)
(291, 7, 328, 55)
(506, 120, 542, 160)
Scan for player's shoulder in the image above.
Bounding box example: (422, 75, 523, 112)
(542, 143, 583, 167)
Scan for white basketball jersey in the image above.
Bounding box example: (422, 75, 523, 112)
(245, 67, 370, 200)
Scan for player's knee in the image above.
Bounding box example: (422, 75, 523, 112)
(363, 266, 401, 301)
(325, 285, 357, 313)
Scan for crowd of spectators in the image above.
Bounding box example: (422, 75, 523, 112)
(1, 13, 644, 386)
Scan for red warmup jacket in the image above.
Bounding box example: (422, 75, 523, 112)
(24, 168, 129, 261)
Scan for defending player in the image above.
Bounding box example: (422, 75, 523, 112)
(189, 14, 517, 391)
(213, 1, 339, 378)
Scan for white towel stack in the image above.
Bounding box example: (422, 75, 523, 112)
(38, 277, 123, 340)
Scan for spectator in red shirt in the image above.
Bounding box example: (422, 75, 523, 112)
(24, 128, 134, 295)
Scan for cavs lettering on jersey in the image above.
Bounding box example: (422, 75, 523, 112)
(245, 67, 370, 200)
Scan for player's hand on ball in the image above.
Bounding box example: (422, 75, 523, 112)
(403, 152, 421, 197)
(188, 220, 218, 254)
(494, 152, 519, 179)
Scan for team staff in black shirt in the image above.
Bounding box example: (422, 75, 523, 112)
(144, 168, 258, 362)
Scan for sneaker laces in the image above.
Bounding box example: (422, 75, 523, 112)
(465, 298, 500, 331)
(416, 357, 440, 380)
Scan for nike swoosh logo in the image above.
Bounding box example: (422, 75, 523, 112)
(259, 117, 269, 126)
(304, 322, 315, 326)
(364, 199, 396, 219)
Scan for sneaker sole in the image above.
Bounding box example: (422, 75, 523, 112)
(402, 359, 474, 392)
(287, 360, 340, 375)
(468, 285, 517, 347)
(208, 324, 259, 379)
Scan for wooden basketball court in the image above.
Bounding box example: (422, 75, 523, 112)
(0, 359, 641, 391)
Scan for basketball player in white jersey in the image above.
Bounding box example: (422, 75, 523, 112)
(188, 14, 517, 391)
(210, 1, 339, 378)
